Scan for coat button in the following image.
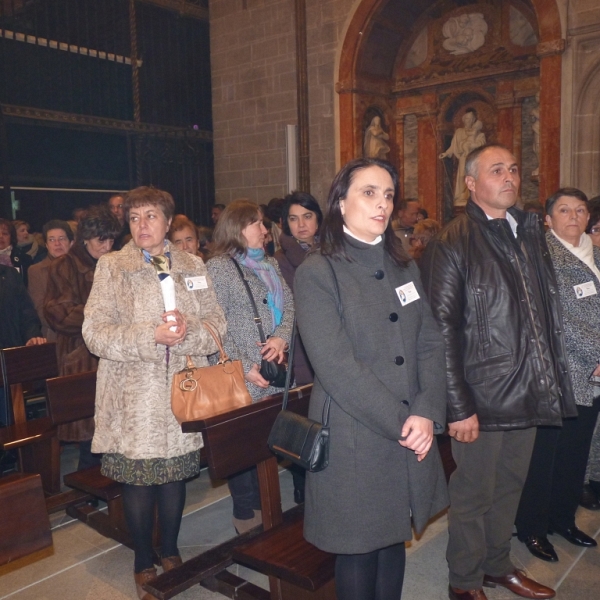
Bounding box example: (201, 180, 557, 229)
(395, 356, 404, 366)
(389, 312, 398, 322)
(375, 270, 384, 280)
(263, 299, 268, 304)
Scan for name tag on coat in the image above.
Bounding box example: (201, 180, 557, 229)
(574, 281, 597, 299)
(185, 276, 208, 290)
(396, 281, 420, 306)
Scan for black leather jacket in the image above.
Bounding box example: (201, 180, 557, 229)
(420, 201, 576, 431)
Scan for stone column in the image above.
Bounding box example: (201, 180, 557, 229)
(537, 40, 565, 202)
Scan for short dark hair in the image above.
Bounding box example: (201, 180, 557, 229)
(266, 197, 285, 223)
(0, 218, 16, 246)
(281, 192, 323, 236)
(76, 205, 121, 243)
(124, 186, 175, 224)
(42, 219, 74, 242)
(320, 158, 410, 267)
(213, 204, 225, 211)
(465, 143, 513, 179)
(545, 187, 588, 216)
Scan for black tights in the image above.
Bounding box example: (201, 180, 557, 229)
(122, 480, 186, 573)
(335, 543, 406, 600)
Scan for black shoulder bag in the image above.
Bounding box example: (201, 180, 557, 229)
(231, 257, 290, 388)
(267, 258, 340, 472)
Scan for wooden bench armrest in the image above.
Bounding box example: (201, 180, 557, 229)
(0, 417, 54, 450)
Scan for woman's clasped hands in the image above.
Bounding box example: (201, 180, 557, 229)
(154, 309, 187, 347)
(398, 415, 434, 462)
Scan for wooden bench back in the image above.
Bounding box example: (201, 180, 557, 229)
(0, 343, 58, 386)
(181, 385, 312, 480)
(45, 370, 97, 426)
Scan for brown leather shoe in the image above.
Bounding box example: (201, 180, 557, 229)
(161, 555, 183, 572)
(483, 569, 555, 599)
(448, 585, 488, 599)
(133, 567, 158, 600)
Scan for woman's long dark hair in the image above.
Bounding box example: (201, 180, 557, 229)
(320, 158, 410, 267)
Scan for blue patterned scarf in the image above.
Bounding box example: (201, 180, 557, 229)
(238, 248, 284, 329)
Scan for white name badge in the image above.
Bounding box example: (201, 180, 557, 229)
(185, 276, 208, 291)
(574, 281, 597, 299)
(396, 281, 420, 306)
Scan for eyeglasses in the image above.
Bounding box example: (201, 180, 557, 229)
(589, 228, 600, 235)
(47, 236, 69, 243)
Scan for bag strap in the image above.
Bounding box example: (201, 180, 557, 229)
(280, 257, 341, 426)
(281, 317, 297, 411)
(184, 320, 229, 370)
(320, 258, 342, 427)
(230, 257, 268, 344)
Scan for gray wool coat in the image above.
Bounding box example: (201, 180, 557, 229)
(206, 255, 294, 401)
(294, 236, 449, 554)
(546, 232, 600, 407)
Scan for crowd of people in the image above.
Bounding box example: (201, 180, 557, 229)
(1, 143, 600, 600)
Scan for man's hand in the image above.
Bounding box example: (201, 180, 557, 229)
(25, 337, 46, 346)
(448, 414, 479, 443)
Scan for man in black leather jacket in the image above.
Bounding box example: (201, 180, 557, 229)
(421, 144, 576, 600)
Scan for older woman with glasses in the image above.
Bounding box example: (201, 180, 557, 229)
(515, 188, 600, 562)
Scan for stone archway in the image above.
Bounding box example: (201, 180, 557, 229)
(337, 0, 563, 217)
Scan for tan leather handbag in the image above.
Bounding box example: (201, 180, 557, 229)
(171, 321, 252, 424)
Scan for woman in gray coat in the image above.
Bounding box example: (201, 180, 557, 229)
(207, 200, 294, 534)
(295, 158, 448, 600)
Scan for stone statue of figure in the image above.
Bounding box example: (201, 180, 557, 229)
(531, 92, 540, 178)
(364, 116, 390, 160)
(439, 108, 486, 205)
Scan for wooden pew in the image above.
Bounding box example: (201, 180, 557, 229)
(146, 385, 336, 600)
(0, 472, 52, 566)
(47, 371, 159, 553)
(0, 343, 60, 493)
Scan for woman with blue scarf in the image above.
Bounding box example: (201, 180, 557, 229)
(207, 199, 294, 534)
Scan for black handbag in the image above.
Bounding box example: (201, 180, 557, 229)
(231, 258, 291, 388)
(267, 258, 340, 473)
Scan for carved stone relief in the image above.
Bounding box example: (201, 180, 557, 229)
(442, 13, 488, 56)
(363, 115, 390, 159)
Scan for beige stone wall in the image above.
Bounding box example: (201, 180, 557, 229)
(562, 0, 600, 194)
(210, 0, 355, 206)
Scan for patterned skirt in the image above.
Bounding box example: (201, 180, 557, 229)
(101, 450, 201, 485)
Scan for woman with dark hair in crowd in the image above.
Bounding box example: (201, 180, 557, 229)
(207, 199, 294, 533)
(83, 187, 225, 599)
(44, 205, 121, 471)
(275, 191, 323, 503)
(516, 188, 600, 561)
(294, 158, 448, 600)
